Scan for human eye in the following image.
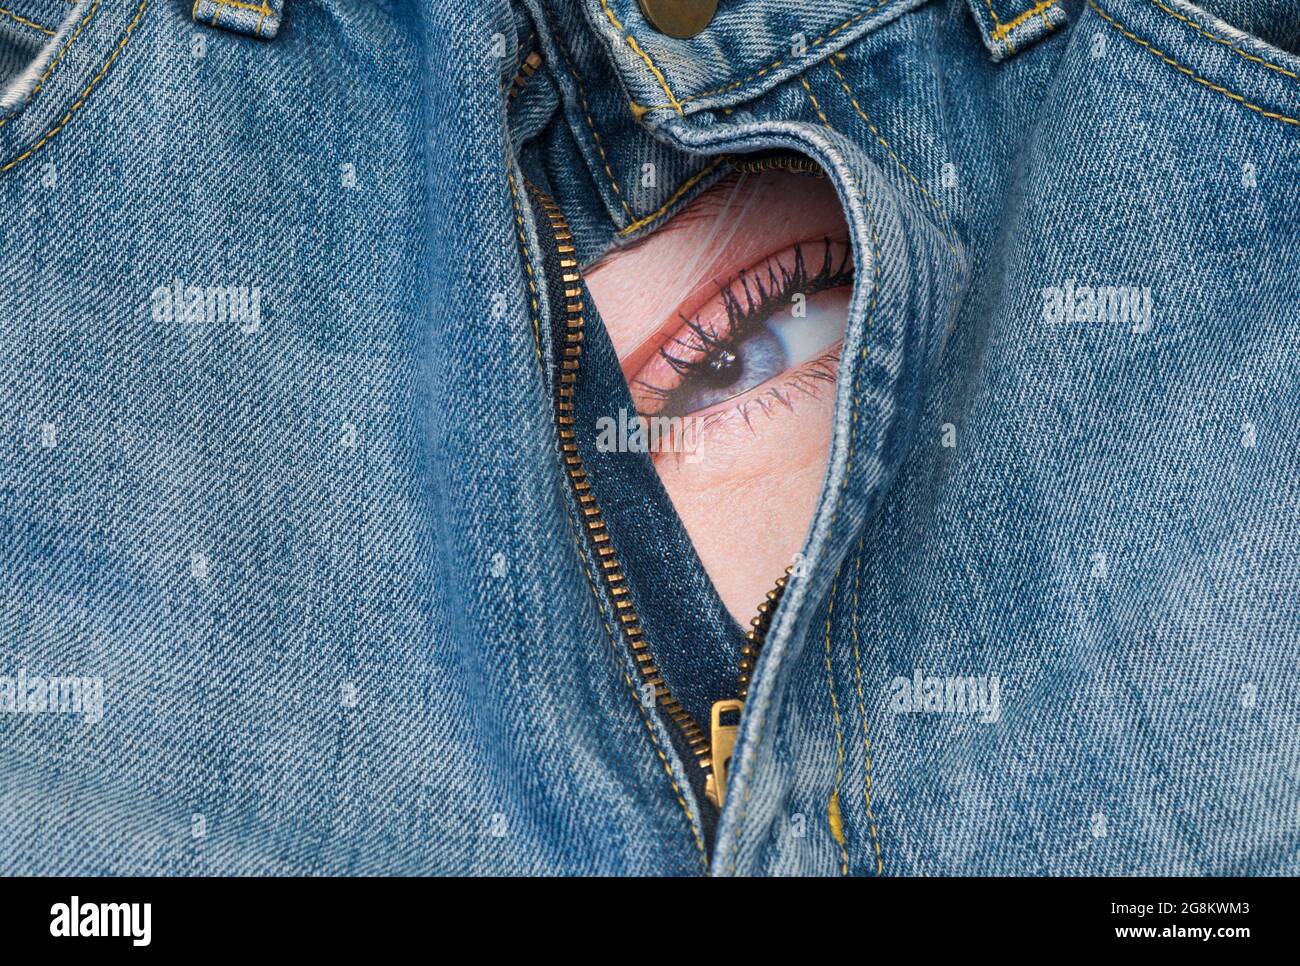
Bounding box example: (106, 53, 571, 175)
(584, 169, 853, 623)
(630, 238, 852, 428)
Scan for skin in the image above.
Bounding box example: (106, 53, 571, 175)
(585, 170, 852, 625)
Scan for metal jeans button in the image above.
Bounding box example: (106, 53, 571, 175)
(638, 0, 717, 38)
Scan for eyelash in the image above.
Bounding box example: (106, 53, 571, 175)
(704, 346, 842, 436)
(634, 238, 853, 418)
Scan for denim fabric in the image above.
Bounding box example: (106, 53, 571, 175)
(1, 0, 1297, 876)
(963, 0, 1070, 60)
(191, 0, 284, 40)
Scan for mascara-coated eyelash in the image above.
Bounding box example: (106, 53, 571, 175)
(634, 238, 853, 419)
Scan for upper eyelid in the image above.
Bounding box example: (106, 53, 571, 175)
(637, 240, 853, 407)
(618, 235, 852, 380)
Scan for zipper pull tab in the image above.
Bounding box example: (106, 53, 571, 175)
(704, 698, 744, 809)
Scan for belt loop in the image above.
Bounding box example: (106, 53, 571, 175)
(964, 0, 1067, 61)
(192, 0, 284, 40)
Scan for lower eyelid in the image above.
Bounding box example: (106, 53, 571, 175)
(663, 344, 843, 448)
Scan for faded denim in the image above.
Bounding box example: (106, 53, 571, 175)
(0, 0, 1296, 875)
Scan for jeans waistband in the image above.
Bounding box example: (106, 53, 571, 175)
(511, 0, 1073, 247)
(554, 0, 1066, 122)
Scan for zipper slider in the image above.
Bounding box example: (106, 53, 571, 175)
(703, 698, 744, 808)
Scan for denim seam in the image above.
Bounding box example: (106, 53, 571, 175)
(981, 0, 1008, 56)
(985, 0, 1062, 55)
(824, 56, 962, 279)
(0, 0, 100, 131)
(538, 3, 636, 221)
(597, 0, 684, 115)
(200, 0, 275, 36)
(615, 155, 725, 236)
(507, 167, 544, 362)
(728, 76, 885, 875)
(554, 484, 711, 869)
(1088, 0, 1300, 127)
(0, 0, 149, 174)
(823, 564, 850, 876)
(0, 3, 54, 35)
(680, 0, 898, 107)
(1144, 0, 1300, 83)
(508, 167, 709, 869)
(212, 0, 274, 16)
(849, 534, 884, 874)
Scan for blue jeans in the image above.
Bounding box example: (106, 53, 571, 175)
(0, 0, 1296, 875)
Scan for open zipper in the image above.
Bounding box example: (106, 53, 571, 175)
(529, 185, 793, 814)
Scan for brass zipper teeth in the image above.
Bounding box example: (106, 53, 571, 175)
(530, 187, 715, 772)
(704, 566, 791, 808)
(508, 50, 543, 101)
(736, 566, 792, 699)
(530, 185, 797, 809)
(728, 152, 826, 177)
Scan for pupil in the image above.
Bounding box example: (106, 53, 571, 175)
(706, 349, 739, 383)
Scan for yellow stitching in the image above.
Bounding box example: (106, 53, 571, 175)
(199, 0, 274, 27)
(626, 34, 681, 115)
(729, 78, 884, 876)
(0, 5, 54, 35)
(823, 566, 850, 876)
(539, 4, 635, 221)
(801, 77, 851, 877)
(204, 0, 273, 18)
(980, 0, 1016, 57)
(0, 0, 99, 131)
(583, 118, 632, 221)
(597, 0, 682, 115)
(797, 77, 833, 139)
(1, 0, 150, 174)
(991, 0, 1061, 41)
(615, 156, 723, 236)
(513, 172, 707, 866)
(682, 1, 894, 106)
(983, 0, 1004, 31)
(507, 167, 708, 868)
(1146, 0, 1299, 83)
(1089, 0, 1299, 126)
(849, 535, 884, 875)
(824, 60, 961, 268)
